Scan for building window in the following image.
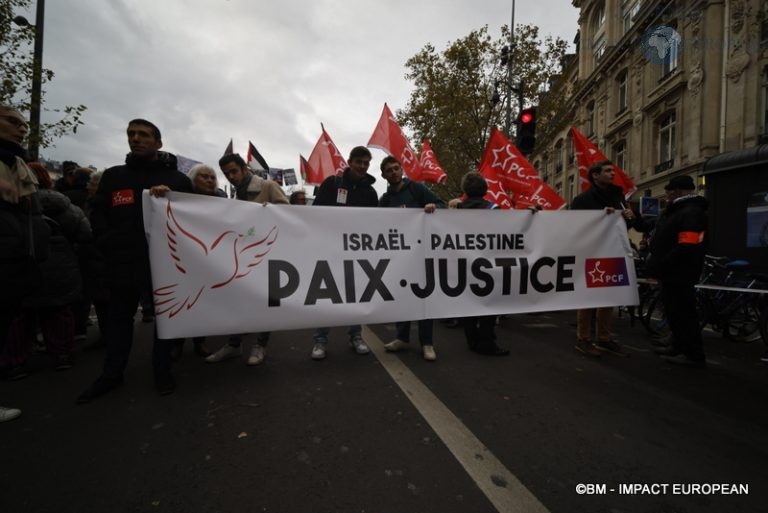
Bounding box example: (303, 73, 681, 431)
(659, 25, 681, 79)
(622, 0, 641, 34)
(591, 2, 606, 68)
(554, 139, 564, 172)
(555, 181, 562, 194)
(617, 71, 628, 114)
(657, 113, 676, 172)
(568, 175, 575, 201)
(567, 137, 575, 166)
(613, 140, 627, 171)
(586, 102, 595, 137)
(761, 15, 768, 49)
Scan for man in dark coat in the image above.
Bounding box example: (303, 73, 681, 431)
(647, 175, 708, 367)
(309, 146, 378, 360)
(570, 160, 637, 357)
(77, 119, 193, 403)
(378, 155, 444, 361)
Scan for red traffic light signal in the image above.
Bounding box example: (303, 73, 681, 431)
(516, 107, 537, 155)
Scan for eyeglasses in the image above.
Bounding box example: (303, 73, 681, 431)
(382, 165, 401, 174)
(1, 115, 29, 129)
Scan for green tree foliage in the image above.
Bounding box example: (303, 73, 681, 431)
(1, 0, 86, 151)
(399, 24, 567, 196)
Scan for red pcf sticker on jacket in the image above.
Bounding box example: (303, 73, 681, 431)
(111, 189, 135, 207)
(678, 231, 705, 244)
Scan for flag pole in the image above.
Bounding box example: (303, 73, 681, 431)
(505, 0, 516, 136)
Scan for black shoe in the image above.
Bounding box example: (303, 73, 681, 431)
(82, 338, 106, 352)
(77, 375, 123, 404)
(6, 366, 29, 381)
(654, 346, 681, 356)
(661, 354, 706, 368)
(476, 344, 510, 356)
(155, 373, 176, 396)
(55, 354, 75, 371)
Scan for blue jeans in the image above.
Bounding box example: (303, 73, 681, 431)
(395, 320, 434, 346)
(313, 325, 361, 344)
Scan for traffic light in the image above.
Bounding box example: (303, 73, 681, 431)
(500, 45, 510, 66)
(516, 107, 537, 155)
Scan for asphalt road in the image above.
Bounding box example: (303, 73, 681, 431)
(2, 310, 767, 513)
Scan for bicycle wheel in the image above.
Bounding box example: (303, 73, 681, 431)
(643, 293, 670, 338)
(724, 297, 763, 343)
(760, 298, 768, 345)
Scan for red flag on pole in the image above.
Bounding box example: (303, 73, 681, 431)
(306, 124, 347, 186)
(416, 139, 448, 184)
(367, 103, 420, 179)
(477, 127, 566, 210)
(570, 126, 636, 199)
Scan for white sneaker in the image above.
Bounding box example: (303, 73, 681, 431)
(349, 335, 370, 355)
(0, 406, 21, 422)
(205, 344, 240, 363)
(422, 345, 437, 361)
(384, 339, 408, 352)
(247, 344, 266, 365)
(311, 343, 327, 360)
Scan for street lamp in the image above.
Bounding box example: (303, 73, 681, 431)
(12, 0, 45, 161)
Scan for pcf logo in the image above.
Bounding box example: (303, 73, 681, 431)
(585, 258, 629, 288)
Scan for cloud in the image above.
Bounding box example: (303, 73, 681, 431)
(22, 0, 577, 196)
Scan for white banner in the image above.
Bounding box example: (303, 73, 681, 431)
(143, 192, 639, 339)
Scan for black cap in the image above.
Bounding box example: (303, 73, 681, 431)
(664, 175, 696, 190)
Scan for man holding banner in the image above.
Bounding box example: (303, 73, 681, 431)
(570, 160, 636, 358)
(378, 156, 444, 361)
(310, 146, 379, 360)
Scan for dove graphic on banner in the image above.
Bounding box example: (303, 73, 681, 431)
(416, 139, 448, 184)
(571, 126, 636, 199)
(478, 127, 566, 210)
(306, 125, 347, 186)
(153, 200, 279, 318)
(367, 103, 420, 179)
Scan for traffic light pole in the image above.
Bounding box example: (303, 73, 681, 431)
(504, 0, 515, 137)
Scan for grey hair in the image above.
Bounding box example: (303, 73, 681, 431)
(188, 164, 219, 187)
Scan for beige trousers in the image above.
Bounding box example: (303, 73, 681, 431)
(576, 307, 613, 342)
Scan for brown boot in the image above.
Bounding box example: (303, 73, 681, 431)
(574, 339, 601, 357)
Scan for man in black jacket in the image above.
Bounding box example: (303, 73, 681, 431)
(78, 119, 192, 403)
(647, 175, 708, 367)
(570, 160, 636, 357)
(309, 146, 378, 360)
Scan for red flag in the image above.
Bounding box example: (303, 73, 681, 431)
(479, 166, 513, 209)
(571, 126, 636, 199)
(477, 127, 566, 210)
(416, 139, 448, 184)
(367, 103, 420, 179)
(306, 125, 347, 186)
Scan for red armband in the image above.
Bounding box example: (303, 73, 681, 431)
(678, 231, 704, 244)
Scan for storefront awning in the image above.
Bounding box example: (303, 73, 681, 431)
(703, 144, 768, 175)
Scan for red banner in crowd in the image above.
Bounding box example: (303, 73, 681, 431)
(570, 126, 636, 199)
(416, 139, 448, 184)
(306, 125, 347, 186)
(367, 103, 420, 179)
(478, 128, 566, 210)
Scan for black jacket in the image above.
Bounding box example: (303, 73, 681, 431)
(646, 195, 708, 285)
(457, 197, 499, 210)
(570, 183, 625, 211)
(90, 152, 192, 286)
(313, 168, 378, 207)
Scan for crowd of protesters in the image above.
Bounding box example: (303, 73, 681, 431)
(0, 106, 727, 423)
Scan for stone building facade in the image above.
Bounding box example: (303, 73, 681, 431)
(532, 0, 768, 205)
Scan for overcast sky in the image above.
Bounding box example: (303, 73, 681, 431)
(18, 0, 578, 191)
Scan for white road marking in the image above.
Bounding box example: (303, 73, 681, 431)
(363, 326, 550, 513)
